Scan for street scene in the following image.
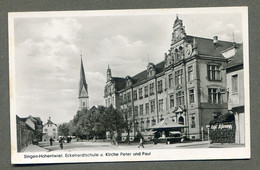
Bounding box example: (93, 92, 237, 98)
(10, 7, 249, 163)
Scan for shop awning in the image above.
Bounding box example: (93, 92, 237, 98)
(146, 118, 188, 130)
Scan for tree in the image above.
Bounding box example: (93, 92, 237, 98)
(121, 107, 133, 144)
(100, 106, 126, 136)
(58, 123, 70, 137)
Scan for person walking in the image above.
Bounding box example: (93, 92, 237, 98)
(59, 137, 64, 149)
(49, 137, 54, 146)
(138, 136, 144, 148)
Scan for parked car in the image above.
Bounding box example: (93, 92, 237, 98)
(32, 138, 39, 145)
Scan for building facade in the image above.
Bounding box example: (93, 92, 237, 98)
(16, 115, 43, 152)
(42, 117, 58, 141)
(225, 45, 245, 144)
(78, 57, 89, 110)
(104, 16, 239, 139)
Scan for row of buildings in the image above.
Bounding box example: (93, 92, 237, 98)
(103, 16, 245, 143)
(16, 115, 58, 152)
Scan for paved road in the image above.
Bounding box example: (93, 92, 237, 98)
(37, 140, 244, 152)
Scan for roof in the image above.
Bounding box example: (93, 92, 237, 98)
(79, 57, 88, 96)
(112, 61, 165, 91)
(111, 35, 236, 92)
(44, 119, 57, 126)
(147, 118, 188, 130)
(225, 44, 243, 69)
(186, 35, 235, 57)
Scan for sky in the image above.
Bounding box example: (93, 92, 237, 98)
(13, 9, 244, 124)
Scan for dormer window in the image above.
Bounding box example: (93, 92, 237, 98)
(126, 76, 132, 87)
(147, 63, 156, 78)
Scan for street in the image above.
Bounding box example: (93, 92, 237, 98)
(30, 140, 245, 152)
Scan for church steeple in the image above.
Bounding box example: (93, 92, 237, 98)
(78, 56, 89, 110)
(107, 65, 112, 82)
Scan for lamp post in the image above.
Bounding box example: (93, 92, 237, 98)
(201, 126, 204, 141)
(206, 125, 210, 142)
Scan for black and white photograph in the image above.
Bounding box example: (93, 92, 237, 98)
(9, 7, 250, 164)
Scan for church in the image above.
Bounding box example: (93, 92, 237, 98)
(104, 16, 242, 140)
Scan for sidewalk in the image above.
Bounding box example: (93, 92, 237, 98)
(175, 141, 210, 147)
(23, 144, 49, 152)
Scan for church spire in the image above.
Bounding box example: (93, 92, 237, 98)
(78, 56, 89, 110)
(107, 65, 112, 82)
(79, 57, 88, 96)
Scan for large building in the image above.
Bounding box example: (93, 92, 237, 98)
(78, 57, 89, 110)
(104, 16, 241, 139)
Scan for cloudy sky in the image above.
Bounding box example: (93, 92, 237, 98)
(12, 9, 243, 124)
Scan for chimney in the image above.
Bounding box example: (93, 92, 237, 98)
(213, 36, 218, 44)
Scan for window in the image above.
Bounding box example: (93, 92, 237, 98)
(146, 120, 150, 128)
(133, 90, 137, 101)
(159, 99, 163, 112)
(150, 83, 154, 95)
(188, 66, 194, 82)
(139, 88, 143, 99)
(145, 103, 149, 115)
(158, 80, 163, 93)
(175, 69, 183, 86)
(141, 121, 144, 132)
(127, 92, 131, 102)
(191, 115, 195, 128)
(123, 94, 127, 103)
(108, 98, 110, 106)
(129, 107, 132, 117)
(140, 104, 143, 116)
(189, 89, 195, 103)
(232, 74, 238, 93)
(44, 129, 47, 132)
(207, 65, 221, 80)
(170, 94, 174, 108)
(53, 128, 56, 131)
(169, 74, 173, 88)
(176, 91, 184, 106)
(134, 106, 138, 116)
(208, 88, 222, 104)
(82, 101, 85, 106)
(150, 100, 155, 113)
(144, 86, 148, 97)
(178, 116, 184, 125)
(152, 119, 156, 126)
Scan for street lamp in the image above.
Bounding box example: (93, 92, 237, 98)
(206, 125, 210, 142)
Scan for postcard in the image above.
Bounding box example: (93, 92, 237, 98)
(9, 7, 250, 164)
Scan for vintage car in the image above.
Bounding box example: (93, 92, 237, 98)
(153, 131, 182, 144)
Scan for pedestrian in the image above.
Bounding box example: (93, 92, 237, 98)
(114, 132, 118, 147)
(49, 137, 54, 146)
(138, 137, 144, 148)
(59, 137, 63, 149)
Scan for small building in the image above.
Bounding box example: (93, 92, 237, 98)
(225, 44, 245, 144)
(16, 115, 35, 152)
(16, 115, 43, 152)
(42, 117, 58, 141)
